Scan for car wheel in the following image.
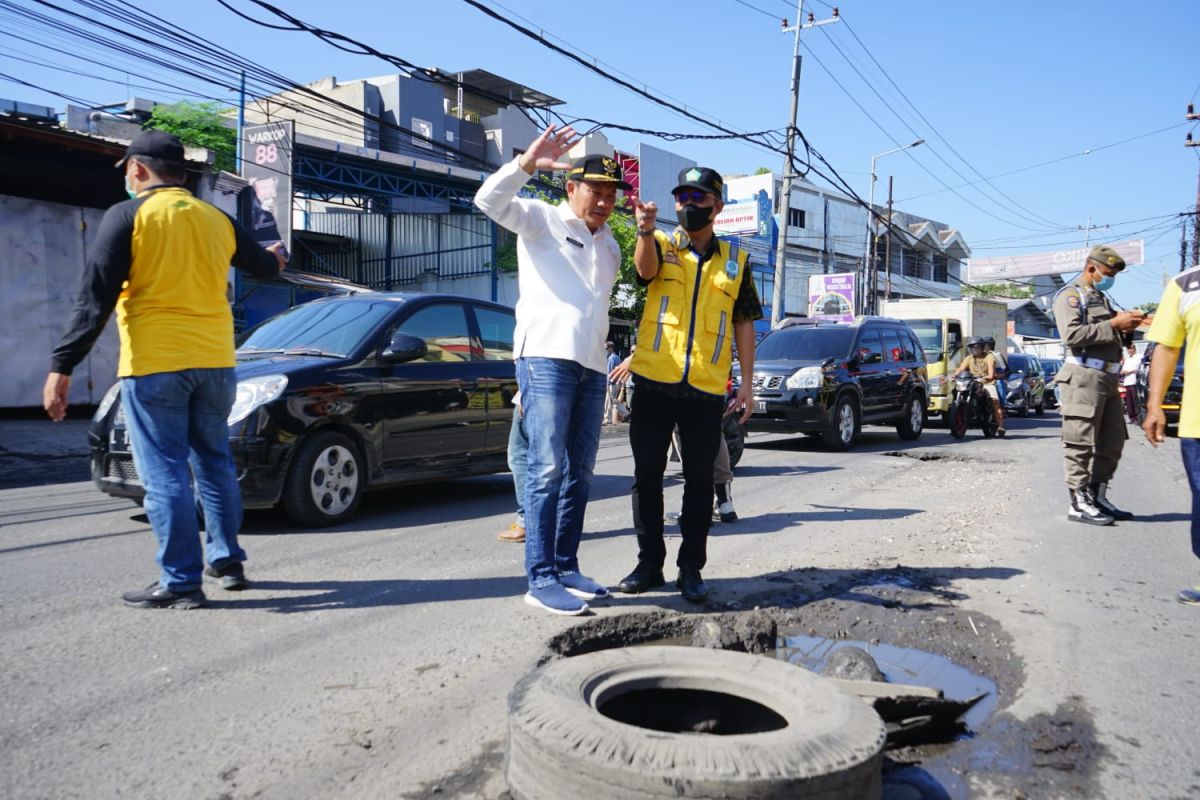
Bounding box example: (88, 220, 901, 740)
(1016, 392, 1029, 418)
(948, 401, 967, 439)
(821, 395, 857, 451)
(281, 430, 365, 527)
(1034, 397, 1045, 416)
(507, 646, 886, 800)
(896, 395, 925, 441)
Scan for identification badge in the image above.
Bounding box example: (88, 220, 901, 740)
(725, 260, 738, 280)
(565, 237, 584, 248)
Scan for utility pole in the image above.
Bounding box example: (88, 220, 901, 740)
(771, 2, 839, 327)
(883, 176, 894, 302)
(1187, 103, 1199, 267)
(1181, 219, 1189, 273)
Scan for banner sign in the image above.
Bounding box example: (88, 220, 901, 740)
(714, 201, 761, 235)
(241, 120, 294, 256)
(967, 239, 1144, 282)
(808, 272, 856, 323)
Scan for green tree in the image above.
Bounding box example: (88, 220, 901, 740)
(144, 100, 236, 173)
(753, 166, 771, 176)
(1135, 301, 1158, 315)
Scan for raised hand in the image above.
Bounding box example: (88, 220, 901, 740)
(518, 125, 580, 174)
(633, 197, 658, 232)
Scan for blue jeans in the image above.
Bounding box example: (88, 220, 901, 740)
(1181, 438, 1200, 560)
(516, 357, 605, 589)
(507, 404, 528, 525)
(121, 368, 245, 592)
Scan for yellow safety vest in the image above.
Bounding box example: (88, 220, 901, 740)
(631, 229, 747, 395)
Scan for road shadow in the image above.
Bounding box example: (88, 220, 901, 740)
(584, 504, 924, 542)
(570, 563, 1026, 617)
(205, 575, 529, 613)
(1135, 512, 1191, 523)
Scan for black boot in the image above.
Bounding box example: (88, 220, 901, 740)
(676, 567, 709, 604)
(1090, 482, 1134, 521)
(617, 562, 666, 594)
(1068, 488, 1114, 526)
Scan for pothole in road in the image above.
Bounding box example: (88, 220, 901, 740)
(535, 569, 1103, 800)
(881, 450, 1015, 465)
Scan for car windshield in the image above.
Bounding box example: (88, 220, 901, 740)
(1006, 355, 1030, 372)
(755, 327, 855, 362)
(907, 319, 942, 358)
(239, 299, 397, 357)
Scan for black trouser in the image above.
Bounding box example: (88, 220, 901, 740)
(629, 382, 724, 571)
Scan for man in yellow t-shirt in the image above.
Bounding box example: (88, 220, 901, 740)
(1143, 265, 1200, 605)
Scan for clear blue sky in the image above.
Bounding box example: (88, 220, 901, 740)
(3, 0, 1197, 308)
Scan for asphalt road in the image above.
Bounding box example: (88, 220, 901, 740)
(1, 411, 1196, 799)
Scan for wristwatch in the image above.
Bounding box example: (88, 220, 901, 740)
(637, 227, 655, 237)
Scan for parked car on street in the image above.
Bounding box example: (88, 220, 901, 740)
(1041, 358, 1063, 409)
(1002, 353, 1046, 417)
(741, 316, 929, 450)
(1133, 341, 1185, 426)
(89, 293, 519, 526)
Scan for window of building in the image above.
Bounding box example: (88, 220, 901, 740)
(902, 248, 922, 278)
(411, 118, 434, 150)
(753, 266, 774, 309)
(788, 208, 806, 229)
(932, 254, 948, 283)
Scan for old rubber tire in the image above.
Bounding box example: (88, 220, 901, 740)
(281, 429, 365, 527)
(896, 395, 925, 441)
(507, 646, 885, 800)
(822, 394, 857, 451)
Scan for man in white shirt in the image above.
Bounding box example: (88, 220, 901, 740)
(474, 125, 627, 616)
(1120, 344, 1140, 421)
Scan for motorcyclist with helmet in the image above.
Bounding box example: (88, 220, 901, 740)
(982, 336, 1008, 430)
(953, 336, 1007, 436)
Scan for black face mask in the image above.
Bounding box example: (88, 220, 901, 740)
(676, 204, 714, 232)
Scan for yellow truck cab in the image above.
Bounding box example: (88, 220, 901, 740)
(880, 298, 1008, 419)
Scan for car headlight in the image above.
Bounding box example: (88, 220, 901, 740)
(93, 382, 121, 422)
(1007, 377, 1024, 389)
(927, 374, 947, 394)
(785, 366, 823, 390)
(228, 374, 288, 426)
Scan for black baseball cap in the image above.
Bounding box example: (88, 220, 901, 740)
(672, 166, 723, 197)
(567, 154, 632, 190)
(115, 130, 186, 167)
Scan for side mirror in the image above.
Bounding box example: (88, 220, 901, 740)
(382, 332, 428, 363)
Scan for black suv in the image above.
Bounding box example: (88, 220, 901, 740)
(89, 292, 518, 527)
(742, 317, 929, 450)
(1134, 341, 1185, 425)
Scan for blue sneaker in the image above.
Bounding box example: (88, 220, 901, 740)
(1178, 584, 1200, 605)
(559, 572, 610, 601)
(524, 583, 589, 616)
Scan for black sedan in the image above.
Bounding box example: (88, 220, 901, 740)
(1134, 341, 1185, 426)
(90, 293, 519, 526)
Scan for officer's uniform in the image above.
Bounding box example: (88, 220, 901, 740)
(1051, 245, 1132, 523)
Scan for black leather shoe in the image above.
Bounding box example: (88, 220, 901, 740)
(617, 563, 666, 594)
(676, 568, 709, 604)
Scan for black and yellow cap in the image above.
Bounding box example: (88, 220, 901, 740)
(1087, 244, 1126, 272)
(672, 166, 723, 197)
(567, 154, 632, 190)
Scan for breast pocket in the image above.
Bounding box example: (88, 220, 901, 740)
(711, 268, 739, 301)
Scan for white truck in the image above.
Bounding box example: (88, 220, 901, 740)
(880, 298, 1008, 419)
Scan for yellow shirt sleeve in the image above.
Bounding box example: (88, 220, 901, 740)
(1146, 282, 1185, 348)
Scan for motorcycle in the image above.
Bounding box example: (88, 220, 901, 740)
(947, 373, 999, 440)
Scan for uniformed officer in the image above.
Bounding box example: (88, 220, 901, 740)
(1051, 245, 1145, 525)
(615, 167, 762, 603)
